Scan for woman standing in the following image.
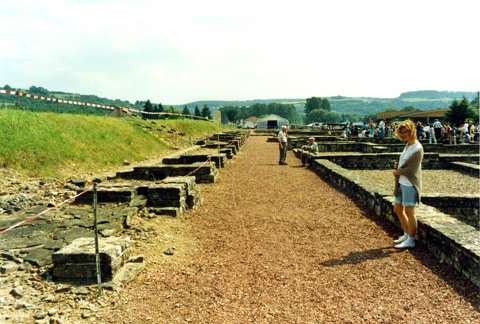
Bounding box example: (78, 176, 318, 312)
(393, 120, 424, 249)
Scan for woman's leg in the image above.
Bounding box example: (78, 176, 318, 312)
(394, 204, 409, 233)
(404, 206, 417, 236)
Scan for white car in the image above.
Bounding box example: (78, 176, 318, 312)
(306, 122, 322, 128)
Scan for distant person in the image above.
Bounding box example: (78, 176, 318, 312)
(368, 119, 375, 138)
(416, 121, 424, 140)
(428, 124, 437, 144)
(432, 119, 443, 141)
(378, 120, 386, 139)
(444, 123, 453, 144)
(463, 121, 470, 143)
(278, 125, 288, 165)
(352, 126, 359, 137)
(345, 124, 352, 138)
(392, 119, 424, 249)
(301, 137, 319, 167)
(469, 123, 475, 143)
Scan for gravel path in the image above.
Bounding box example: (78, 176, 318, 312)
(99, 136, 479, 323)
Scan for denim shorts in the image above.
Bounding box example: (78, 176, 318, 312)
(395, 184, 418, 206)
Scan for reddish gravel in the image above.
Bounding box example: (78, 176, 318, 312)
(99, 136, 479, 323)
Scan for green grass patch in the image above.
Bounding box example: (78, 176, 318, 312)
(0, 110, 223, 177)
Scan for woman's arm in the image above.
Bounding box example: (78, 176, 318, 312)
(397, 149, 424, 177)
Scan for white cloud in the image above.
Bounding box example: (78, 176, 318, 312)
(1, 0, 479, 103)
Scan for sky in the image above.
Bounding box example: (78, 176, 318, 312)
(1, 0, 479, 104)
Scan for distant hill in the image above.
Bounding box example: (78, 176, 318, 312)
(1, 84, 476, 117)
(180, 91, 478, 116)
(399, 90, 476, 99)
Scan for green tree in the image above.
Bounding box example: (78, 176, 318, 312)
(305, 97, 322, 114)
(156, 103, 164, 113)
(445, 97, 475, 126)
(201, 104, 211, 119)
(401, 106, 419, 112)
(194, 106, 201, 117)
(470, 96, 479, 122)
(321, 98, 331, 111)
(143, 100, 153, 112)
(142, 100, 153, 119)
(29, 86, 50, 95)
(182, 105, 191, 115)
(305, 109, 341, 124)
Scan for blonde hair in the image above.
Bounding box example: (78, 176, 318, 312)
(395, 119, 417, 140)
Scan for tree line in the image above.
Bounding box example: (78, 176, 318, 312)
(142, 100, 211, 120)
(304, 97, 362, 124)
(220, 103, 298, 123)
(445, 97, 479, 126)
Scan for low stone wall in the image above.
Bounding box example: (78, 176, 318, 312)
(308, 152, 441, 170)
(308, 158, 480, 288)
(292, 141, 480, 154)
(421, 195, 480, 229)
(116, 162, 218, 183)
(295, 150, 480, 170)
(449, 162, 480, 177)
(162, 153, 227, 168)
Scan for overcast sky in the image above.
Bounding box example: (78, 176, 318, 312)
(1, 0, 479, 104)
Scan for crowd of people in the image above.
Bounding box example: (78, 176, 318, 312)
(344, 119, 479, 144)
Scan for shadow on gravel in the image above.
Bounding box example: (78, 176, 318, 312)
(354, 200, 480, 310)
(409, 243, 480, 311)
(319, 247, 401, 267)
(345, 196, 480, 311)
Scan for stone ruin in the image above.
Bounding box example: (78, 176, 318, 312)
(291, 135, 480, 288)
(0, 130, 249, 322)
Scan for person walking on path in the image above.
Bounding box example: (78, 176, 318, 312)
(277, 125, 288, 165)
(392, 120, 424, 249)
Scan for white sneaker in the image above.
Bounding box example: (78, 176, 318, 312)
(393, 233, 408, 244)
(395, 236, 415, 249)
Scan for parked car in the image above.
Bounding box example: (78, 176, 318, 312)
(306, 122, 323, 128)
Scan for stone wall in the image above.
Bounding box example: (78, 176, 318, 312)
(292, 141, 480, 154)
(421, 195, 480, 229)
(449, 162, 480, 177)
(297, 151, 480, 170)
(307, 158, 480, 288)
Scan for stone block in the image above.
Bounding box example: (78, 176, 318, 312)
(117, 163, 217, 182)
(52, 236, 131, 281)
(24, 248, 53, 267)
(75, 187, 135, 204)
(220, 149, 233, 159)
(137, 183, 187, 208)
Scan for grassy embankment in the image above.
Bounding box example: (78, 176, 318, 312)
(0, 109, 225, 177)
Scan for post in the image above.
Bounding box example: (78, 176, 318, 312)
(93, 183, 102, 297)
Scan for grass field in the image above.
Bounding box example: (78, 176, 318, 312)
(0, 109, 224, 177)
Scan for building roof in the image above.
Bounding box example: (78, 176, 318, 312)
(376, 109, 448, 120)
(256, 114, 288, 122)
